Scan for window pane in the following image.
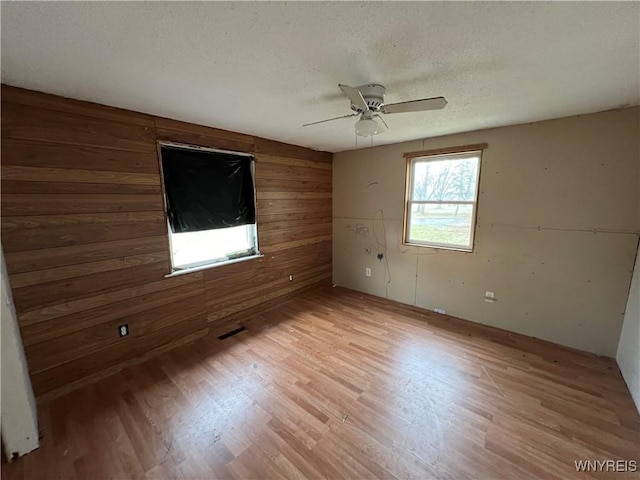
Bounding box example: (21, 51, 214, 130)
(171, 224, 256, 268)
(408, 203, 474, 247)
(412, 156, 479, 201)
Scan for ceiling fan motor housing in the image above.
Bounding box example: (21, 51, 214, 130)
(350, 84, 386, 112)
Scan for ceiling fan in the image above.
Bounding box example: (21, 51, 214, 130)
(303, 84, 447, 137)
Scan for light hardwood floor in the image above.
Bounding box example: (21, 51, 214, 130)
(3, 286, 639, 479)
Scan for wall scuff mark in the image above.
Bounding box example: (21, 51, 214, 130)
(345, 223, 369, 237)
(372, 209, 392, 298)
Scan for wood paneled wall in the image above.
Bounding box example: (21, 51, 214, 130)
(1, 85, 332, 398)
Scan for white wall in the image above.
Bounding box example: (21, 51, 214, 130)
(1, 248, 39, 459)
(617, 242, 640, 412)
(333, 108, 639, 356)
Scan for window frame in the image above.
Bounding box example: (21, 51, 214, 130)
(157, 141, 261, 276)
(402, 149, 483, 252)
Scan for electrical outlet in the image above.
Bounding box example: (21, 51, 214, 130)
(365, 267, 372, 277)
(289, 274, 293, 282)
(118, 324, 129, 337)
(485, 291, 496, 303)
(434, 308, 446, 315)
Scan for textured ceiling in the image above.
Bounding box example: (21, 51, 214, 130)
(2, 2, 639, 153)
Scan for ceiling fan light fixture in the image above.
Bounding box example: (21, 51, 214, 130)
(355, 117, 379, 137)
(302, 83, 447, 139)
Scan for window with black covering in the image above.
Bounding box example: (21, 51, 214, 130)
(159, 143, 259, 273)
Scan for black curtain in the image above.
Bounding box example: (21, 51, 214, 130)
(160, 146, 256, 233)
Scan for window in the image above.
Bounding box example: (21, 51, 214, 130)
(404, 149, 482, 251)
(159, 143, 260, 273)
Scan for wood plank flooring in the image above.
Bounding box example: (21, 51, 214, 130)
(3, 286, 639, 479)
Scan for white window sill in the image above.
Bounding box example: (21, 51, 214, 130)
(403, 241, 473, 253)
(164, 253, 264, 278)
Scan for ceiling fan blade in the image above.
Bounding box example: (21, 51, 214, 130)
(382, 96, 447, 114)
(302, 113, 358, 127)
(338, 84, 369, 111)
(373, 114, 389, 130)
